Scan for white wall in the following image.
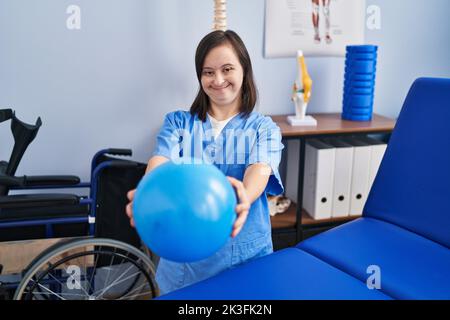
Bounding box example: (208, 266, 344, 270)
(1, 0, 449, 182)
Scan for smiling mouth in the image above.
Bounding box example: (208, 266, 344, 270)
(211, 83, 231, 90)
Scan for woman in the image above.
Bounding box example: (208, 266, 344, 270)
(126, 30, 284, 295)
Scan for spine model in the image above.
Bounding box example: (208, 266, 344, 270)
(213, 0, 227, 31)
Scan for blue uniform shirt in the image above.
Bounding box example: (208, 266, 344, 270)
(152, 110, 284, 294)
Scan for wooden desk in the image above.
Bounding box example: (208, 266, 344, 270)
(269, 113, 396, 244)
(271, 113, 396, 137)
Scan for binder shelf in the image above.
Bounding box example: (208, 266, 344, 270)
(269, 113, 396, 249)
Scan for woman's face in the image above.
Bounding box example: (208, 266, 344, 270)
(201, 44, 244, 109)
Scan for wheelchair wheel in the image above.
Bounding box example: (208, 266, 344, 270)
(13, 238, 159, 300)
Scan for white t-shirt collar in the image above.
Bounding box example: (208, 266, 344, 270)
(207, 113, 238, 139)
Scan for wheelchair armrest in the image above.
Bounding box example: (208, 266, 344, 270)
(0, 194, 79, 209)
(23, 175, 81, 187)
(0, 175, 26, 187)
(1, 175, 80, 188)
(106, 148, 132, 157)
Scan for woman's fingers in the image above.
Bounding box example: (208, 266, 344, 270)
(126, 189, 136, 228)
(127, 189, 136, 201)
(233, 209, 249, 229)
(232, 206, 249, 237)
(126, 202, 133, 218)
(231, 225, 243, 238)
(236, 203, 250, 212)
(126, 202, 136, 228)
(227, 176, 249, 204)
(227, 176, 251, 238)
(233, 195, 250, 236)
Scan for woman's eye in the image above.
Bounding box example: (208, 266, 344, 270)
(203, 71, 214, 76)
(223, 67, 233, 73)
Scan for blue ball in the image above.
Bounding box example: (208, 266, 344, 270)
(133, 162, 237, 262)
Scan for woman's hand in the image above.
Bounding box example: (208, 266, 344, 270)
(227, 176, 251, 238)
(126, 156, 168, 228)
(125, 189, 136, 228)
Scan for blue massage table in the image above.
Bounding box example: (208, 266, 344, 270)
(158, 78, 450, 300)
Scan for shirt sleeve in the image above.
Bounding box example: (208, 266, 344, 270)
(152, 111, 183, 160)
(247, 116, 284, 196)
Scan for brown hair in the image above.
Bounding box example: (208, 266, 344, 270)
(190, 30, 258, 121)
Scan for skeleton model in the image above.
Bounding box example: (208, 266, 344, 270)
(213, 0, 227, 31)
(287, 50, 317, 126)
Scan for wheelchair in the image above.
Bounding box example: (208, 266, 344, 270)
(0, 109, 159, 300)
